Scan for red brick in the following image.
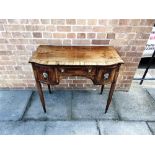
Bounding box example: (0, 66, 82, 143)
(145, 19, 155, 26)
(53, 33, 66, 38)
(128, 40, 147, 45)
(92, 40, 110, 45)
(0, 39, 8, 44)
(77, 33, 86, 38)
(66, 19, 76, 25)
(0, 18, 151, 91)
(26, 25, 45, 31)
(5, 25, 25, 31)
(139, 19, 146, 25)
(1, 32, 12, 38)
(135, 33, 150, 39)
(33, 39, 48, 44)
(51, 19, 65, 25)
(6, 45, 16, 50)
(126, 52, 142, 57)
(97, 33, 106, 39)
(132, 57, 141, 62)
(69, 84, 76, 88)
(136, 46, 145, 51)
(0, 61, 15, 65)
(110, 39, 128, 46)
(93, 26, 112, 32)
(48, 39, 62, 45)
(16, 45, 26, 50)
(8, 39, 29, 44)
(73, 80, 87, 83)
(131, 27, 152, 33)
(115, 33, 126, 39)
(25, 45, 36, 51)
(76, 19, 86, 25)
(126, 34, 136, 39)
(28, 19, 40, 24)
(33, 32, 42, 38)
(57, 26, 71, 32)
(19, 19, 29, 24)
(119, 19, 129, 25)
(46, 25, 56, 31)
(76, 84, 84, 87)
(129, 19, 141, 26)
(0, 25, 4, 31)
(107, 33, 115, 39)
(63, 40, 71, 45)
(40, 19, 51, 24)
(67, 33, 76, 38)
(108, 20, 119, 26)
(7, 19, 20, 24)
(58, 84, 68, 88)
(116, 33, 135, 39)
(87, 19, 97, 25)
(72, 39, 91, 45)
(113, 27, 132, 33)
(98, 19, 108, 25)
(72, 26, 92, 32)
(0, 51, 12, 55)
(0, 45, 6, 50)
(12, 32, 32, 38)
(0, 19, 7, 24)
(43, 32, 52, 38)
(87, 33, 96, 38)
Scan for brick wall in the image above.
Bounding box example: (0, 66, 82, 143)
(0, 19, 155, 90)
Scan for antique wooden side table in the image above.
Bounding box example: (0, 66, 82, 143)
(29, 45, 124, 113)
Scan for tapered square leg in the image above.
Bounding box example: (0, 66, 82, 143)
(32, 64, 46, 113)
(100, 85, 104, 94)
(36, 81, 46, 113)
(48, 84, 52, 94)
(104, 65, 120, 113)
(105, 82, 116, 113)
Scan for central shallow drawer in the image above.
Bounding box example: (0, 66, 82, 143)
(57, 66, 96, 76)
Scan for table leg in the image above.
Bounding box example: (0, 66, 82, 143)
(48, 84, 52, 94)
(100, 85, 104, 94)
(105, 66, 120, 113)
(32, 64, 47, 113)
(36, 81, 46, 113)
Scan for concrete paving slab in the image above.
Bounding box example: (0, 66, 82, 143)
(113, 87, 155, 121)
(146, 88, 155, 101)
(46, 121, 98, 135)
(147, 122, 155, 135)
(23, 90, 72, 121)
(0, 90, 32, 121)
(0, 121, 46, 135)
(72, 90, 118, 120)
(98, 120, 151, 135)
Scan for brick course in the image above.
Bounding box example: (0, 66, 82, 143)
(0, 19, 155, 91)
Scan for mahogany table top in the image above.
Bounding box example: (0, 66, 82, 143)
(29, 45, 124, 66)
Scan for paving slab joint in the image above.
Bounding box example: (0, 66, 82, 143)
(112, 97, 121, 121)
(70, 91, 73, 120)
(96, 120, 101, 135)
(145, 88, 155, 103)
(146, 122, 154, 135)
(20, 91, 34, 121)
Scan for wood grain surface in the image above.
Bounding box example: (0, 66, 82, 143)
(29, 45, 124, 66)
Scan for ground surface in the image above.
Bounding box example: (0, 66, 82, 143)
(0, 84, 155, 135)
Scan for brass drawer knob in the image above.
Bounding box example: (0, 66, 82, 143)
(104, 73, 109, 80)
(88, 68, 92, 73)
(61, 68, 64, 73)
(43, 72, 48, 79)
